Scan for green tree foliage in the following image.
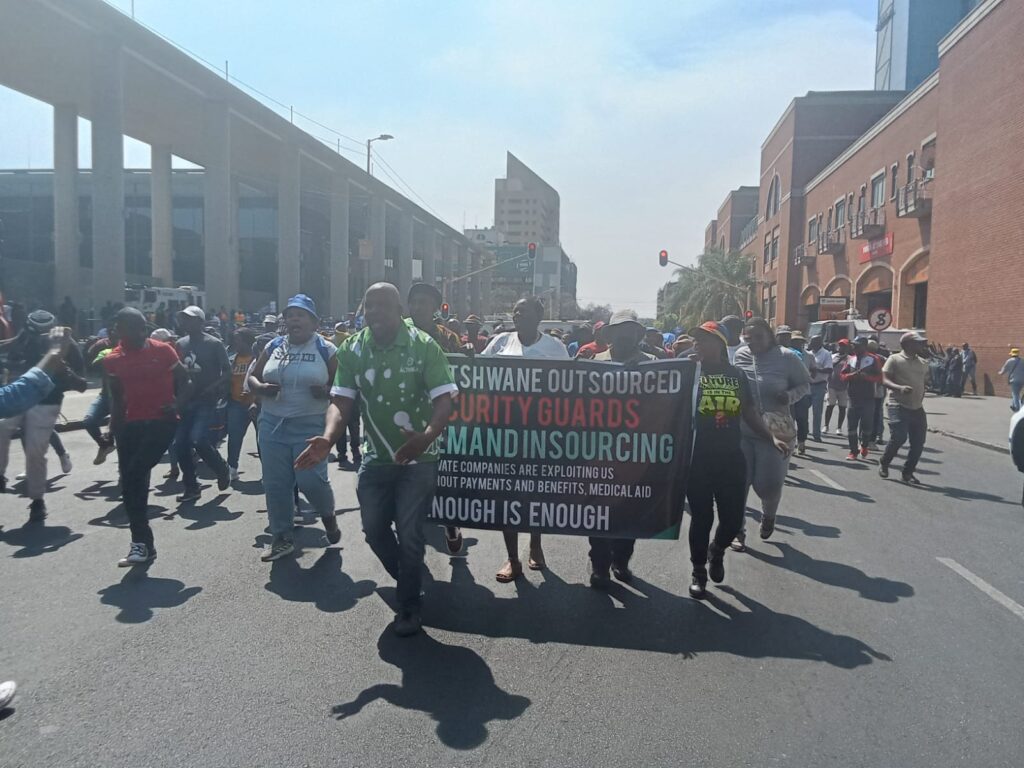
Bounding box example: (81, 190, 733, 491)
(658, 249, 753, 329)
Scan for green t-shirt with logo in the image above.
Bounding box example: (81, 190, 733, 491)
(331, 321, 458, 465)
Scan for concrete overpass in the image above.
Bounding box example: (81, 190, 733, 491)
(0, 0, 492, 317)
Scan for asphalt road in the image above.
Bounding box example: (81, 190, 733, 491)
(1, 426, 1023, 767)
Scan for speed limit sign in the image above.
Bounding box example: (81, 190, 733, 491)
(868, 307, 892, 331)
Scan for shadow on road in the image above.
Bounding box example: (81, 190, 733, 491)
(97, 566, 202, 623)
(746, 542, 914, 603)
(73, 479, 121, 502)
(417, 560, 888, 668)
(0, 520, 83, 558)
(772, 514, 841, 539)
(911, 483, 1015, 506)
(172, 494, 242, 530)
(88, 504, 168, 530)
(265, 549, 376, 613)
(785, 474, 875, 503)
(331, 628, 530, 750)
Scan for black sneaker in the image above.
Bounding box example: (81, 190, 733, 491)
(323, 516, 341, 545)
(443, 526, 463, 555)
(217, 468, 231, 492)
(393, 611, 422, 637)
(902, 473, 922, 485)
(28, 499, 47, 522)
(589, 564, 611, 589)
(708, 543, 726, 584)
(260, 536, 295, 562)
(759, 514, 776, 540)
(611, 563, 633, 584)
(0, 475, 6, 493)
(176, 486, 201, 503)
(879, 464, 889, 479)
(689, 570, 708, 600)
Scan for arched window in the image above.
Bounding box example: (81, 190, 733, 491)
(765, 175, 781, 219)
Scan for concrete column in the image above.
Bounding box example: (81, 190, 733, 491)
(203, 101, 235, 311)
(479, 253, 492, 317)
(469, 250, 482, 316)
(150, 145, 174, 287)
(90, 40, 125, 309)
(423, 230, 437, 288)
(53, 104, 79, 306)
(397, 209, 414, 300)
(368, 194, 386, 284)
(277, 142, 301, 305)
(455, 243, 469, 318)
(329, 175, 350, 318)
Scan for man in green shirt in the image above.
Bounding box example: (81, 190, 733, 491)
(295, 282, 456, 637)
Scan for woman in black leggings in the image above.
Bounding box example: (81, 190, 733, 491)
(686, 321, 786, 599)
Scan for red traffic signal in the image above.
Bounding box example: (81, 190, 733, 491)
(441, 303, 450, 319)
(658, 249, 668, 267)
(527, 242, 537, 260)
(744, 310, 753, 319)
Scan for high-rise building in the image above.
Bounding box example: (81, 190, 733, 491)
(494, 152, 560, 246)
(875, 0, 979, 91)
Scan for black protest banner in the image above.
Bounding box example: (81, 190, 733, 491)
(430, 356, 697, 539)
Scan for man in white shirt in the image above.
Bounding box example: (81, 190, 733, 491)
(482, 297, 568, 583)
(806, 334, 833, 442)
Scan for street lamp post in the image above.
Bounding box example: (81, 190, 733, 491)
(365, 134, 394, 175)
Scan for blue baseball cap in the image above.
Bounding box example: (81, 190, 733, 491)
(285, 294, 318, 319)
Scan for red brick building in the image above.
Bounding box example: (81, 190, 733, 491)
(701, 0, 1022, 394)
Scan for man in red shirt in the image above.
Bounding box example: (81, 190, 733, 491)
(102, 308, 191, 566)
(839, 335, 884, 461)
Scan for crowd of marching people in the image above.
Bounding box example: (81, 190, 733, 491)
(0, 283, 943, 628)
(0, 281, 971, 708)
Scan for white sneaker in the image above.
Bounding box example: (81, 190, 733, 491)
(229, 465, 240, 481)
(118, 542, 155, 567)
(59, 453, 73, 474)
(15, 473, 25, 481)
(0, 680, 16, 710)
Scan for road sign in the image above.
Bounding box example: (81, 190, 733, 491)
(868, 307, 892, 331)
(516, 259, 530, 273)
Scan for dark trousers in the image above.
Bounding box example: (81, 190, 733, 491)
(791, 395, 811, 443)
(847, 399, 876, 452)
(686, 453, 746, 570)
(588, 538, 635, 573)
(116, 419, 177, 550)
(881, 404, 927, 475)
(336, 401, 362, 459)
(175, 402, 228, 489)
(872, 396, 885, 442)
(356, 461, 437, 613)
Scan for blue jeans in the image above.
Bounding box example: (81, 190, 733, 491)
(258, 412, 335, 538)
(83, 390, 110, 445)
(809, 382, 827, 440)
(356, 461, 437, 613)
(225, 399, 252, 468)
(1012, 381, 1023, 411)
(175, 401, 229, 490)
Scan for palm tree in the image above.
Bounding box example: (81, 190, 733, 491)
(661, 249, 754, 329)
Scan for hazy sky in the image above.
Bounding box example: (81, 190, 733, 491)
(0, 0, 878, 315)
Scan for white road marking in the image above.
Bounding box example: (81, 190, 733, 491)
(809, 468, 847, 492)
(937, 557, 1024, 622)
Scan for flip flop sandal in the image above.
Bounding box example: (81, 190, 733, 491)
(527, 552, 546, 570)
(496, 560, 523, 583)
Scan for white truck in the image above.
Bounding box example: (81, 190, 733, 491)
(806, 318, 924, 350)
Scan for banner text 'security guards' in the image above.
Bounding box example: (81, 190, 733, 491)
(428, 356, 698, 540)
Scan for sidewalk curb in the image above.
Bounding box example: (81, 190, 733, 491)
(928, 427, 1008, 455)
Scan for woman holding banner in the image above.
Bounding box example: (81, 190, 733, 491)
(731, 318, 808, 551)
(481, 296, 569, 582)
(687, 321, 787, 599)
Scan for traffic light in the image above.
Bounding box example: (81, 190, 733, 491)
(658, 249, 668, 267)
(527, 242, 537, 260)
(441, 303, 450, 319)
(744, 310, 753, 320)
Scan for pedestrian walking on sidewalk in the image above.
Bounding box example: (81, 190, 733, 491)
(248, 295, 340, 562)
(879, 332, 930, 485)
(295, 283, 457, 637)
(944, 348, 964, 398)
(732, 318, 807, 549)
(103, 308, 190, 566)
(1000, 349, 1024, 411)
(961, 343, 978, 396)
(840, 336, 883, 461)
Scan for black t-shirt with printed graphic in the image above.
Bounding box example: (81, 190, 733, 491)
(694, 360, 751, 455)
